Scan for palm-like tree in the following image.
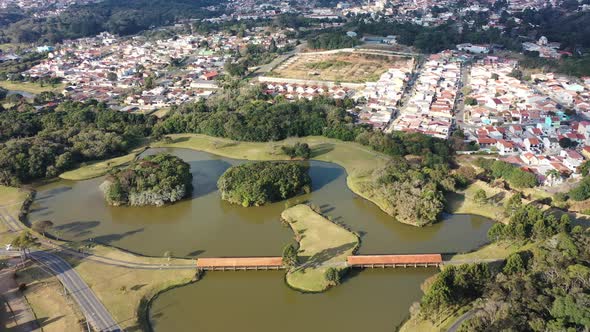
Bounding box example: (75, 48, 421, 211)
(545, 169, 561, 185)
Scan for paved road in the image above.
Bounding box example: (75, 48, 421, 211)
(29, 251, 121, 332)
(447, 309, 478, 332)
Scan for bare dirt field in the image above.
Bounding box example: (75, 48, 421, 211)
(269, 51, 409, 83)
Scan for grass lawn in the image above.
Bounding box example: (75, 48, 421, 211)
(447, 180, 512, 222)
(0, 186, 29, 244)
(154, 134, 391, 214)
(449, 241, 534, 263)
(281, 204, 359, 292)
(64, 253, 195, 331)
(0, 81, 65, 94)
(16, 264, 85, 332)
(59, 147, 148, 181)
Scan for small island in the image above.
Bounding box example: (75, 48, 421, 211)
(217, 161, 311, 207)
(282, 204, 359, 292)
(100, 153, 193, 207)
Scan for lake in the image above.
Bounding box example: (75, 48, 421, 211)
(29, 147, 494, 331)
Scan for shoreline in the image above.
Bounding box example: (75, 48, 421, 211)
(20, 134, 503, 331)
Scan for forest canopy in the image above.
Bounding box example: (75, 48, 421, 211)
(100, 153, 193, 207)
(217, 161, 311, 207)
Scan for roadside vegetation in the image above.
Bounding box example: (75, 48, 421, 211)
(402, 202, 590, 332)
(217, 162, 311, 207)
(281, 204, 359, 292)
(100, 153, 193, 207)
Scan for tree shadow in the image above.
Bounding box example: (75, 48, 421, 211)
(296, 242, 357, 272)
(35, 186, 72, 202)
(488, 192, 506, 205)
(308, 163, 343, 191)
(91, 228, 144, 245)
(172, 137, 189, 144)
(131, 284, 147, 291)
(37, 315, 64, 327)
(54, 221, 100, 238)
(310, 143, 334, 158)
(185, 249, 206, 257)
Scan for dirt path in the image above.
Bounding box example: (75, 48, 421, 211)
(0, 258, 40, 332)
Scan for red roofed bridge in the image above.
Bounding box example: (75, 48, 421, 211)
(347, 254, 443, 268)
(195, 254, 443, 271)
(196, 257, 284, 271)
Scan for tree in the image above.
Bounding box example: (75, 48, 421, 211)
(474, 189, 487, 205)
(569, 178, 590, 201)
(269, 38, 278, 53)
(325, 267, 341, 285)
(559, 137, 578, 149)
(10, 231, 38, 257)
(281, 142, 311, 159)
(545, 169, 562, 185)
(31, 220, 54, 237)
(107, 71, 118, 82)
(487, 223, 505, 242)
(503, 252, 525, 274)
(505, 193, 522, 215)
(464, 97, 478, 106)
(144, 74, 156, 90)
(282, 243, 298, 267)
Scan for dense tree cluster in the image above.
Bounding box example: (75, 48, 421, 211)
(476, 158, 538, 188)
(420, 263, 492, 321)
(0, 100, 155, 186)
(417, 201, 590, 331)
(459, 229, 590, 331)
(307, 33, 359, 50)
(0, 0, 223, 44)
(217, 162, 311, 207)
(101, 153, 193, 206)
(374, 155, 455, 226)
(281, 142, 311, 159)
(487, 205, 571, 242)
(569, 176, 590, 201)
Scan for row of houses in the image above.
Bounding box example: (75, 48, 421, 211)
(390, 51, 462, 139)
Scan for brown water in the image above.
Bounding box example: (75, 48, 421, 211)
(29, 147, 494, 331)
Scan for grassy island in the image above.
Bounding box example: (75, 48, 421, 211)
(281, 204, 359, 292)
(100, 153, 193, 206)
(217, 161, 311, 207)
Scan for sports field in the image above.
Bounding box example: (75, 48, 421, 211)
(269, 51, 409, 83)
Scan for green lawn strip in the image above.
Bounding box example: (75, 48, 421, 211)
(0, 185, 28, 244)
(449, 241, 536, 263)
(0, 81, 65, 94)
(58, 147, 148, 181)
(281, 204, 359, 292)
(153, 134, 390, 214)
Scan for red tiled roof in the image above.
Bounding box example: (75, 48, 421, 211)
(347, 254, 442, 265)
